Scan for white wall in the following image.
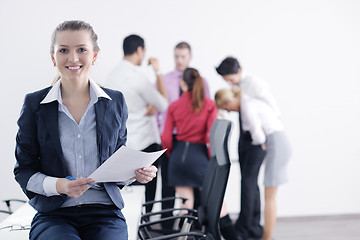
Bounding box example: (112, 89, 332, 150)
(1, 0, 359, 217)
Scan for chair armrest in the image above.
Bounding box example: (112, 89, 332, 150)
(144, 231, 206, 240)
(3, 199, 27, 213)
(141, 208, 197, 220)
(3, 199, 26, 205)
(139, 214, 198, 228)
(142, 197, 187, 207)
(0, 210, 12, 215)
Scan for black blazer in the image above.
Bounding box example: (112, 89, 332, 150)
(14, 86, 128, 213)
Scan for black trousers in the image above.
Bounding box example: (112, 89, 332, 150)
(235, 132, 265, 239)
(30, 206, 127, 240)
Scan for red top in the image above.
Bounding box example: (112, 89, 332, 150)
(161, 91, 217, 156)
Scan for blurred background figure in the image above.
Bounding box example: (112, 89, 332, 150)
(158, 42, 210, 133)
(156, 42, 211, 228)
(161, 67, 216, 216)
(215, 87, 291, 240)
(161, 67, 242, 239)
(105, 34, 168, 213)
(215, 56, 281, 239)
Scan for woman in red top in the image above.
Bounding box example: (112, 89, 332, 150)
(162, 68, 217, 212)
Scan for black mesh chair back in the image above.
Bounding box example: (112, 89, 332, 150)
(198, 119, 232, 240)
(137, 119, 232, 240)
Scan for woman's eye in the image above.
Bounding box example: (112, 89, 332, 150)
(59, 49, 68, 53)
(78, 48, 87, 53)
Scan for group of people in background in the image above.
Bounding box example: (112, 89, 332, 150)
(104, 32, 291, 240)
(14, 20, 291, 240)
(215, 58, 292, 240)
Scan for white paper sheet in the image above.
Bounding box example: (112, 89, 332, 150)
(88, 146, 166, 183)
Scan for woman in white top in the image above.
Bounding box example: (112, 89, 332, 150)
(215, 87, 291, 240)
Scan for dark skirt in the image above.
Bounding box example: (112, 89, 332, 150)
(168, 141, 209, 187)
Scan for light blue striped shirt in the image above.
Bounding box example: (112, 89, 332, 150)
(26, 79, 114, 207)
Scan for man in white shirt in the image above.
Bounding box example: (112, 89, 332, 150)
(105, 34, 168, 213)
(216, 57, 280, 240)
(216, 57, 280, 116)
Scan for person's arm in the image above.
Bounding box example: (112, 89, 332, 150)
(206, 101, 218, 144)
(138, 74, 168, 113)
(149, 57, 168, 99)
(14, 94, 43, 199)
(161, 106, 175, 157)
(27, 173, 57, 196)
(206, 101, 218, 157)
(242, 100, 266, 145)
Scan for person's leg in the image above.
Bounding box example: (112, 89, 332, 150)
(220, 203, 242, 240)
(236, 144, 265, 239)
(144, 158, 159, 213)
(263, 187, 278, 240)
(235, 137, 248, 238)
(79, 207, 128, 240)
(30, 212, 81, 240)
(160, 153, 176, 229)
(161, 136, 177, 215)
(193, 187, 201, 211)
(160, 152, 176, 212)
(142, 143, 162, 213)
(176, 186, 194, 214)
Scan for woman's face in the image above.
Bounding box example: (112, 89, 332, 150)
(51, 30, 98, 83)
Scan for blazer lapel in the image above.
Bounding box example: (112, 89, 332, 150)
(41, 101, 64, 162)
(95, 98, 110, 163)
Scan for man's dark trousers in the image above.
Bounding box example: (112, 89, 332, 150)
(235, 131, 265, 239)
(140, 143, 176, 230)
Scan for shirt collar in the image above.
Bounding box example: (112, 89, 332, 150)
(40, 78, 111, 104)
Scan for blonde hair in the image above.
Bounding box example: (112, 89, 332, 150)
(50, 20, 99, 54)
(215, 87, 242, 109)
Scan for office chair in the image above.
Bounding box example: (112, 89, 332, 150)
(138, 119, 232, 240)
(0, 210, 11, 215)
(0, 199, 26, 215)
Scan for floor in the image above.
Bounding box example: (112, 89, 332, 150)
(273, 214, 360, 240)
(145, 213, 360, 240)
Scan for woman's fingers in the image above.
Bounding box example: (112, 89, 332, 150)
(56, 178, 93, 198)
(67, 179, 91, 198)
(135, 166, 158, 183)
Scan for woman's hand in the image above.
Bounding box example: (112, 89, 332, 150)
(134, 165, 158, 184)
(56, 178, 96, 198)
(261, 144, 267, 151)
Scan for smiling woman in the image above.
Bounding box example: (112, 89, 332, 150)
(13, 20, 158, 240)
(50, 21, 99, 86)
